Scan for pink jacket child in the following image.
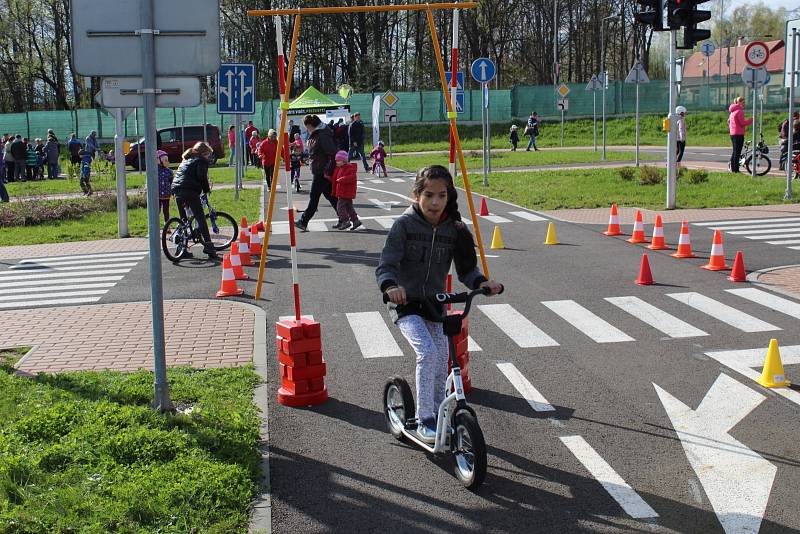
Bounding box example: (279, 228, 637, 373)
(369, 142, 388, 177)
(331, 150, 361, 230)
(728, 102, 753, 136)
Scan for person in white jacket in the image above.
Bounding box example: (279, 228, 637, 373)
(675, 106, 687, 163)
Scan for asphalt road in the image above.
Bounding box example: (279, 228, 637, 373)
(4, 164, 800, 533)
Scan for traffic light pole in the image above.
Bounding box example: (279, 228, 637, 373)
(666, 29, 678, 209)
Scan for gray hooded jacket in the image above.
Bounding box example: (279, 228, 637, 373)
(376, 205, 486, 322)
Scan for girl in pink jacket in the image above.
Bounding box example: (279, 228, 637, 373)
(728, 96, 753, 173)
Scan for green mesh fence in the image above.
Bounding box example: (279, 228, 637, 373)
(1, 82, 793, 140)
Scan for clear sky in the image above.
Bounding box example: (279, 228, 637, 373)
(725, 0, 799, 14)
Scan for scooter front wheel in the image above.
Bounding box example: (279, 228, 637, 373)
(452, 410, 487, 490)
(383, 376, 415, 442)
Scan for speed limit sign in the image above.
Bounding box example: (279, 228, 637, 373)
(744, 41, 770, 68)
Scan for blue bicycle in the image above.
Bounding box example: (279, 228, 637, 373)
(161, 194, 237, 262)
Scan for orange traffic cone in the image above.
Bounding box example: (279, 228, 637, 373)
(647, 215, 670, 250)
(702, 229, 730, 271)
(249, 223, 262, 256)
(237, 230, 254, 266)
(728, 251, 747, 282)
(241, 216, 249, 235)
(256, 220, 265, 233)
(215, 254, 245, 297)
(671, 221, 697, 258)
(229, 243, 250, 280)
(636, 253, 654, 285)
(603, 203, 623, 236)
(627, 210, 649, 244)
(479, 196, 489, 216)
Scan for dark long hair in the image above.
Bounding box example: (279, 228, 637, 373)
(411, 165, 462, 222)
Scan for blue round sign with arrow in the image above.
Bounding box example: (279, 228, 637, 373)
(470, 58, 496, 83)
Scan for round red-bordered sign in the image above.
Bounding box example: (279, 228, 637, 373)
(744, 41, 769, 68)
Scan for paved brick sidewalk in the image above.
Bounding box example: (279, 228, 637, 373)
(543, 203, 800, 225)
(0, 237, 149, 260)
(750, 265, 800, 299)
(2, 300, 254, 374)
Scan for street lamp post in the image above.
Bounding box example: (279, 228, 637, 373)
(601, 14, 619, 161)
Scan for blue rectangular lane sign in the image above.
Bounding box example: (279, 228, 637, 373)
(217, 63, 255, 114)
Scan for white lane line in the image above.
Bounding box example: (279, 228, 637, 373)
(706, 345, 800, 407)
(726, 287, 800, 320)
(667, 292, 780, 332)
(605, 296, 708, 338)
(467, 336, 482, 352)
(0, 289, 109, 302)
(693, 217, 800, 226)
(13, 256, 145, 268)
(345, 311, 404, 358)
(4, 262, 138, 273)
(496, 362, 555, 412)
(16, 251, 148, 263)
(390, 178, 406, 183)
(765, 239, 800, 245)
(307, 221, 329, 232)
(745, 232, 800, 240)
(374, 217, 397, 229)
(790, 246, 800, 250)
(708, 221, 800, 231)
(0, 282, 116, 295)
(728, 226, 800, 235)
(542, 300, 634, 343)
(370, 179, 386, 184)
(0, 296, 103, 309)
(560, 436, 659, 519)
(0, 275, 124, 289)
(480, 215, 512, 224)
(0, 268, 133, 282)
(478, 304, 559, 348)
(271, 222, 290, 235)
(509, 210, 547, 222)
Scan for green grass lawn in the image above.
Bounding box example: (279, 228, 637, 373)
(387, 149, 660, 173)
(453, 167, 799, 211)
(386, 111, 784, 153)
(0, 359, 260, 533)
(0, 188, 262, 247)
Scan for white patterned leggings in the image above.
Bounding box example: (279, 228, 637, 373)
(397, 314, 449, 429)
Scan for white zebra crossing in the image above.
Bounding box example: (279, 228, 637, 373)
(340, 289, 799, 359)
(0, 252, 146, 309)
(693, 217, 800, 251)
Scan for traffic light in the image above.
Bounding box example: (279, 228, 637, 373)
(679, 1, 712, 49)
(634, 0, 665, 31)
(666, 0, 685, 30)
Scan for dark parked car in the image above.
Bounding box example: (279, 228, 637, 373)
(125, 124, 224, 169)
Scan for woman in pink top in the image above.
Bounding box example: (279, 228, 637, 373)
(227, 125, 236, 166)
(728, 96, 753, 173)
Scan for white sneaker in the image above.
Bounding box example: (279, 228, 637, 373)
(416, 424, 436, 444)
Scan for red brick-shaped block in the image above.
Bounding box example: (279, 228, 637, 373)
(281, 377, 309, 395)
(286, 363, 326, 381)
(276, 320, 305, 341)
(278, 350, 307, 368)
(308, 377, 325, 392)
(300, 318, 321, 339)
(306, 350, 324, 365)
(280, 336, 322, 355)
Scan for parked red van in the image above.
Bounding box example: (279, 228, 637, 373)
(125, 124, 225, 169)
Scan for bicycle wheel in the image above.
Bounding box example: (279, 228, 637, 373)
(744, 154, 771, 176)
(383, 376, 415, 442)
(162, 218, 189, 262)
(452, 410, 487, 490)
(202, 210, 238, 251)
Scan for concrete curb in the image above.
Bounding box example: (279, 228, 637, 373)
(746, 264, 800, 300)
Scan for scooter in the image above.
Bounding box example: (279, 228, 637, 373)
(382, 285, 502, 490)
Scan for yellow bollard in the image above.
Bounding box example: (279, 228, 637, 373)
(756, 339, 791, 388)
(490, 226, 505, 249)
(543, 222, 559, 245)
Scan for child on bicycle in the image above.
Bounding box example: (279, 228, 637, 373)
(157, 150, 173, 223)
(369, 140, 388, 178)
(171, 142, 218, 259)
(376, 165, 502, 443)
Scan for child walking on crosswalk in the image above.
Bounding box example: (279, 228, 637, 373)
(376, 165, 502, 444)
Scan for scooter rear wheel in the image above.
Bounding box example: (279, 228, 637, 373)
(383, 376, 415, 441)
(452, 411, 487, 490)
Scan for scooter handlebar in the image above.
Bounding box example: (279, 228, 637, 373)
(381, 284, 504, 305)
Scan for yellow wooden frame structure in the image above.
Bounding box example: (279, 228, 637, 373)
(250, 2, 490, 300)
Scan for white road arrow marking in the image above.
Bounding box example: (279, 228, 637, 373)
(369, 198, 399, 211)
(221, 69, 234, 109)
(479, 60, 488, 80)
(654, 374, 776, 534)
(238, 70, 252, 109)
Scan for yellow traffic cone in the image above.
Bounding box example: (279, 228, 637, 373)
(543, 222, 559, 245)
(490, 226, 505, 249)
(756, 339, 791, 388)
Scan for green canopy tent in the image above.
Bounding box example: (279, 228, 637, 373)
(284, 87, 350, 133)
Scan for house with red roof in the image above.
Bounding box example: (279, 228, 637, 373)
(681, 39, 786, 87)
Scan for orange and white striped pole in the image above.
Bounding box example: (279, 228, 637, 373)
(448, 9, 459, 178)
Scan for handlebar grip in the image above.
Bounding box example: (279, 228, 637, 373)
(382, 292, 390, 304)
(498, 284, 504, 295)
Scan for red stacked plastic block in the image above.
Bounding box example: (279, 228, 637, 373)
(447, 310, 472, 393)
(275, 317, 328, 406)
